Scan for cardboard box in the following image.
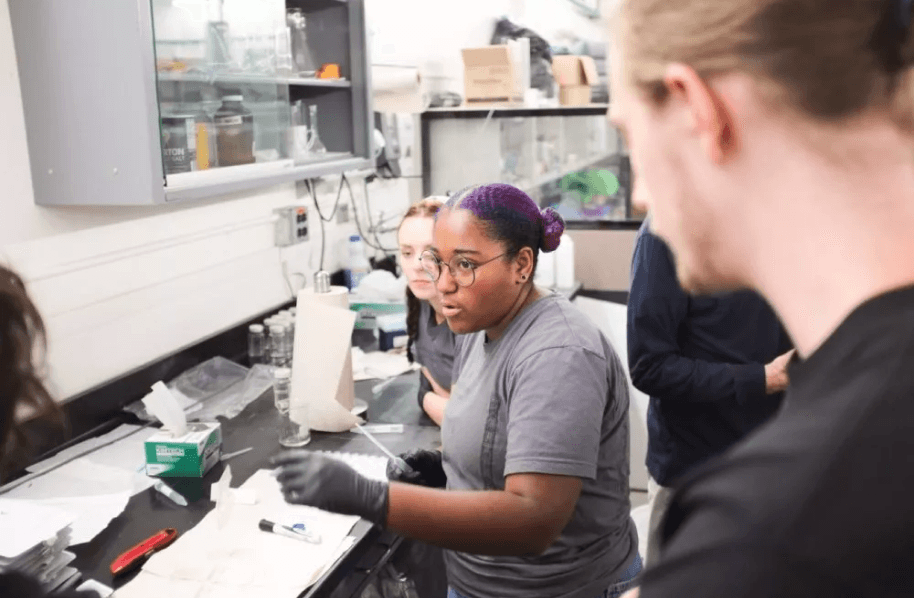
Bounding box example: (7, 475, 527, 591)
(462, 46, 523, 106)
(144, 422, 222, 477)
(552, 55, 599, 106)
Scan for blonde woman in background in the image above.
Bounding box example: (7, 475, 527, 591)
(611, 0, 914, 596)
(398, 197, 454, 425)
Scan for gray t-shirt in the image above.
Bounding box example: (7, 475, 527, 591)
(442, 293, 638, 598)
(414, 300, 457, 402)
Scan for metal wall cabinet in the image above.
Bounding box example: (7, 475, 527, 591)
(9, 0, 372, 206)
(421, 106, 641, 228)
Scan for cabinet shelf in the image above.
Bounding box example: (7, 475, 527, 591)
(164, 154, 370, 202)
(157, 72, 351, 88)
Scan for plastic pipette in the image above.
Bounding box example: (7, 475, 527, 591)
(354, 423, 413, 475)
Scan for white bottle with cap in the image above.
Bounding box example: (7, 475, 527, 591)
(345, 235, 371, 291)
(554, 233, 576, 289)
(534, 250, 556, 289)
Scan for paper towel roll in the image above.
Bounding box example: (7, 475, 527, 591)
(291, 286, 361, 432)
(372, 65, 424, 113)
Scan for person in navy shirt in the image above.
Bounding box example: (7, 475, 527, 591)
(627, 217, 794, 565)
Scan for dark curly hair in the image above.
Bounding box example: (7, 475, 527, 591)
(0, 264, 60, 480)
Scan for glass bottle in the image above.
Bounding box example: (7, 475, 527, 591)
(307, 104, 327, 155)
(248, 324, 265, 365)
(270, 324, 287, 367)
(274, 23, 294, 76)
(283, 314, 296, 364)
(185, 91, 217, 170)
(274, 368, 310, 447)
(214, 94, 255, 167)
(286, 8, 317, 77)
(263, 317, 278, 364)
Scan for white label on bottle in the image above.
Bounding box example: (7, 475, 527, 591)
(215, 115, 244, 126)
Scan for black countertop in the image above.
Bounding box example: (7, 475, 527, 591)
(65, 289, 626, 596)
(71, 371, 440, 597)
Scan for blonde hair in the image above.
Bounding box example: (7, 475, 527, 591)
(399, 197, 445, 364)
(618, 0, 914, 131)
(399, 196, 446, 228)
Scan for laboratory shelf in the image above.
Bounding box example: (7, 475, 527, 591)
(157, 72, 351, 88)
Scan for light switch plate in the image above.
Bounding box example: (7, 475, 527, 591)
(274, 206, 309, 247)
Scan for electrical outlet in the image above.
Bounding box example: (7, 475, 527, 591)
(336, 203, 350, 224)
(274, 206, 309, 247)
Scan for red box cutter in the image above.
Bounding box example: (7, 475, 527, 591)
(110, 528, 178, 577)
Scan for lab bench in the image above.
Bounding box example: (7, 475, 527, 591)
(21, 285, 589, 596)
(68, 373, 445, 598)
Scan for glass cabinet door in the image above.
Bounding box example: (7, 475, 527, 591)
(151, 0, 293, 184)
(150, 0, 361, 195)
(426, 109, 637, 223)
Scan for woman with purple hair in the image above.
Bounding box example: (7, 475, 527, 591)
(273, 183, 641, 598)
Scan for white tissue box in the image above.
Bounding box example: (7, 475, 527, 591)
(144, 422, 222, 478)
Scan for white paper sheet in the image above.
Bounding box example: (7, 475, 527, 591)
(351, 347, 418, 382)
(8, 458, 146, 499)
(5, 459, 143, 546)
(29, 493, 131, 545)
(115, 469, 361, 598)
(26, 424, 155, 475)
(0, 499, 73, 560)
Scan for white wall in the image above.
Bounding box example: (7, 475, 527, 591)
(0, 0, 611, 403)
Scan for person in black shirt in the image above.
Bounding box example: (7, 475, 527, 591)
(627, 218, 793, 565)
(609, 0, 914, 595)
(0, 265, 99, 597)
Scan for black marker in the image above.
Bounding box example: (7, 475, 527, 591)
(259, 518, 321, 544)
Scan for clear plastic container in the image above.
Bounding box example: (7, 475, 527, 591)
(274, 368, 310, 447)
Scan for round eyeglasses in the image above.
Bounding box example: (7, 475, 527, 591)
(419, 250, 508, 288)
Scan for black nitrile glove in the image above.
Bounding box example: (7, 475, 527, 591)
(271, 451, 390, 526)
(386, 449, 447, 488)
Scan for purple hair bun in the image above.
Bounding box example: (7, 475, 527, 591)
(447, 183, 566, 254)
(540, 207, 565, 253)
